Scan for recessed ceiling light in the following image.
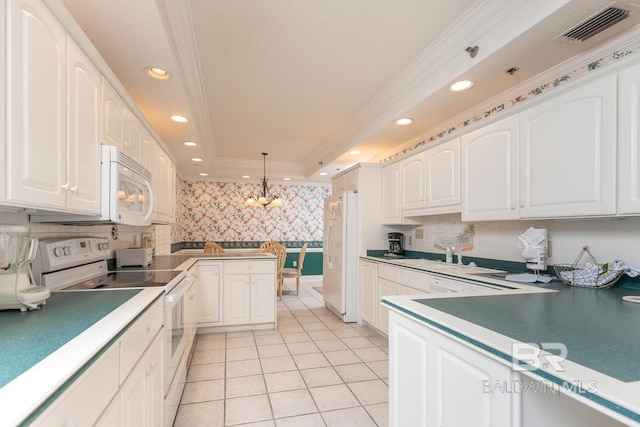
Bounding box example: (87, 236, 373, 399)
(183, 141, 197, 147)
(319, 172, 327, 176)
(191, 157, 203, 162)
(144, 67, 170, 80)
(349, 150, 361, 155)
(395, 118, 414, 126)
(242, 175, 251, 179)
(199, 172, 208, 176)
(449, 80, 474, 92)
(171, 115, 189, 123)
(283, 177, 291, 181)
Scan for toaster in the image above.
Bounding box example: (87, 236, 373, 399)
(116, 248, 153, 268)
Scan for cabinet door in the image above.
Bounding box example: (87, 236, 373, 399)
(381, 162, 402, 224)
(618, 62, 640, 214)
(425, 138, 460, 209)
(66, 35, 101, 214)
(430, 328, 519, 427)
(389, 311, 431, 427)
(250, 273, 276, 323)
(124, 109, 144, 163)
(359, 260, 378, 326)
(223, 275, 251, 325)
(519, 74, 617, 218)
(155, 148, 176, 224)
(378, 278, 399, 335)
(120, 332, 164, 427)
(197, 263, 222, 325)
(30, 341, 120, 427)
(7, 0, 66, 208)
(462, 115, 519, 221)
(101, 77, 126, 147)
(401, 152, 427, 210)
(0, 1, 6, 201)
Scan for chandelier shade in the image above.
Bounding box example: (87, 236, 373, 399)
(245, 153, 283, 208)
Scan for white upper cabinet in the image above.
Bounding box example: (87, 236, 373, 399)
(401, 151, 427, 210)
(124, 109, 144, 164)
(381, 162, 402, 224)
(101, 77, 126, 148)
(152, 147, 176, 224)
(6, 0, 100, 214)
(101, 78, 144, 163)
(518, 74, 617, 218)
(424, 138, 460, 210)
(66, 35, 101, 214)
(461, 115, 519, 221)
(7, 0, 66, 209)
(618, 62, 640, 215)
(0, 2, 6, 201)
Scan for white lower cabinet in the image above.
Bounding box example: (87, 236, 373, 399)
(378, 278, 399, 335)
(223, 273, 275, 325)
(31, 340, 120, 427)
(197, 261, 222, 326)
(389, 310, 520, 427)
(32, 299, 164, 426)
(359, 260, 378, 326)
(119, 331, 164, 427)
(222, 260, 276, 327)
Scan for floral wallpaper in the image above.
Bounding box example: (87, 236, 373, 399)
(175, 180, 331, 244)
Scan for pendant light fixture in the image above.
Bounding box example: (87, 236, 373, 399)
(245, 153, 283, 207)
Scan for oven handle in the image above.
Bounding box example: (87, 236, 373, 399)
(166, 277, 191, 304)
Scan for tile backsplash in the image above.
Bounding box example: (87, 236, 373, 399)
(0, 212, 172, 256)
(397, 213, 640, 270)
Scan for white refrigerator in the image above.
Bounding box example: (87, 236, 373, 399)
(323, 191, 358, 322)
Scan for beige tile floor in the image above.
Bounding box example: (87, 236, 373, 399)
(173, 276, 389, 427)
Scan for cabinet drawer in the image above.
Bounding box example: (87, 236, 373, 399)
(224, 260, 275, 275)
(31, 342, 120, 426)
(378, 264, 429, 293)
(397, 269, 429, 293)
(120, 298, 163, 384)
(378, 264, 400, 282)
(429, 276, 491, 293)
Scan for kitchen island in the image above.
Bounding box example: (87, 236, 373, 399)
(383, 282, 640, 426)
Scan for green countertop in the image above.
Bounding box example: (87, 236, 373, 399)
(415, 282, 640, 382)
(0, 290, 141, 388)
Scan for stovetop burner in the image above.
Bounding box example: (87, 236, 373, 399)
(62, 270, 183, 290)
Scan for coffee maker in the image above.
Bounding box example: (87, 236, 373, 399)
(385, 232, 405, 257)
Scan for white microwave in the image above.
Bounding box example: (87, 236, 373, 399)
(102, 146, 153, 226)
(30, 146, 154, 226)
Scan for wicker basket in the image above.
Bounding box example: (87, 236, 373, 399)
(553, 246, 623, 289)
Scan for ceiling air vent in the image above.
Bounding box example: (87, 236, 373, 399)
(560, 7, 629, 42)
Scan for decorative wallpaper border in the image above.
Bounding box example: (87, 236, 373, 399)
(177, 240, 322, 251)
(381, 37, 640, 163)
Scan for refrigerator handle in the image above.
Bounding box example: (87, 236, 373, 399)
(326, 222, 333, 268)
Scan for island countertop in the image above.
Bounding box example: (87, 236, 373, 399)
(113, 251, 277, 272)
(383, 282, 640, 425)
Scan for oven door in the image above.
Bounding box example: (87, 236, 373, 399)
(109, 161, 153, 226)
(164, 277, 192, 396)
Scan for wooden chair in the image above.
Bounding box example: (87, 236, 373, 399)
(259, 240, 279, 253)
(264, 243, 286, 300)
(281, 243, 307, 296)
(204, 242, 225, 254)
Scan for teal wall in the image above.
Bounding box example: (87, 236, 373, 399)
(285, 251, 322, 276)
